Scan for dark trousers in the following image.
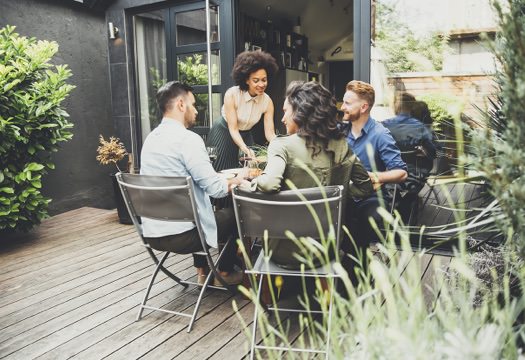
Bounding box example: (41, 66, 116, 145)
(144, 208, 238, 272)
(342, 195, 390, 284)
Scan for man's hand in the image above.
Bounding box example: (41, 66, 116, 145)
(227, 174, 251, 192)
(368, 171, 383, 191)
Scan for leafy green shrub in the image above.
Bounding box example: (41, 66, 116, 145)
(236, 216, 525, 359)
(417, 93, 463, 136)
(375, 0, 448, 73)
(177, 54, 219, 124)
(0, 25, 74, 232)
(417, 93, 466, 169)
(467, 0, 525, 256)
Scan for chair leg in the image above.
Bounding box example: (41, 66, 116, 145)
(325, 277, 336, 360)
(145, 247, 187, 288)
(250, 274, 264, 360)
(137, 251, 170, 321)
(187, 271, 213, 332)
(208, 239, 236, 292)
(407, 195, 419, 226)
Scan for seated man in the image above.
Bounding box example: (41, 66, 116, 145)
(140, 81, 247, 285)
(340, 80, 408, 247)
(383, 93, 437, 222)
(383, 93, 436, 177)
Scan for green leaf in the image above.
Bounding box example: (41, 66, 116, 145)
(0, 25, 73, 231)
(26, 163, 44, 171)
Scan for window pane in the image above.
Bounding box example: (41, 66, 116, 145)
(177, 51, 221, 86)
(134, 11, 167, 141)
(176, 6, 219, 46)
(194, 93, 221, 128)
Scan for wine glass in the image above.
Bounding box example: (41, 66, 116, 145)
(207, 146, 218, 163)
(245, 159, 261, 181)
(238, 148, 253, 167)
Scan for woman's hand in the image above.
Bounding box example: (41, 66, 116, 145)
(241, 147, 256, 160)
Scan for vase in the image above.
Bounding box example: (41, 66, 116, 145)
(110, 173, 133, 225)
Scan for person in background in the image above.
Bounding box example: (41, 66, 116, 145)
(382, 92, 437, 222)
(340, 80, 407, 247)
(255, 81, 373, 269)
(383, 92, 436, 170)
(140, 81, 247, 286)
(207, 51, 279, 171)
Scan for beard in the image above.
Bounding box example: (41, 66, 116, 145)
(184, 110, 196, 128)
(343, 110, 360, 123)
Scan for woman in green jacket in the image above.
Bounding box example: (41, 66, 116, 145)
(253, 81, 373, 269)
(255, 81, 372, 198)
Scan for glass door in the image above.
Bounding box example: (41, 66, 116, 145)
(169, 0, 234, 139)
(133, 0, 235, 143)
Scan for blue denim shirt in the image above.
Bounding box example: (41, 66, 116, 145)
(382, 114, 436, 159)
(140, 118, 228, 248)
(345, 117, 407, 173)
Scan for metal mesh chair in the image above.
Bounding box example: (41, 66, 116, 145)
(116, 172, 235, 332)
(232, 185, 344, 359)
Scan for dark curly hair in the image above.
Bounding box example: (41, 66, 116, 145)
(286, 81, 344, 158)
(232, 51, 279, 91)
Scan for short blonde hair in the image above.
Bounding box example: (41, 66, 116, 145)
(346, 80, 375, 108)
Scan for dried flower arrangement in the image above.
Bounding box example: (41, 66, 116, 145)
(96, 135, 128, 172)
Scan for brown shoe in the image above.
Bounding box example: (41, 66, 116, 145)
(197, 274, 208, 286)
(213, 271, 244, 286)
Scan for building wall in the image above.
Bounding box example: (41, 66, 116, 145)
(0, 0, 116, 214)
(444, 38, 496, 74)
(388, 73, 495, 120)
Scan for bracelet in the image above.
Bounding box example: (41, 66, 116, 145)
(371, 172, 379, 184)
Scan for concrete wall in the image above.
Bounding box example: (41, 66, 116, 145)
(0, 0, 116, 214)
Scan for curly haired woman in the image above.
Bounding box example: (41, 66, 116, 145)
(253, 81, 373, 269)
(256, 81, 372, 197)
(207, 50, 279, 171)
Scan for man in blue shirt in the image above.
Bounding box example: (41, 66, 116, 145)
(141, 81, 247, 285)
(341, 80, 407, 246)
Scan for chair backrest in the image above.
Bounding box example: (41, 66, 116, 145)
(115, 173, 198, 226)
(232, 185, 344, 245)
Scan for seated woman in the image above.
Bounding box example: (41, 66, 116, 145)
(253, 81, 373, 268)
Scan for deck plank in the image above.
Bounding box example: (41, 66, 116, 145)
(0, 204, 460, 359)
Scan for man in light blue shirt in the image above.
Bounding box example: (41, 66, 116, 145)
(141, 81, 246, 285)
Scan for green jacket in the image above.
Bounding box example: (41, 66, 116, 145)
(256, 134, 373, 199)
(254, 135, 373, 269)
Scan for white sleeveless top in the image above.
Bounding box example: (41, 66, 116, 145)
(221, 86, 271, 131)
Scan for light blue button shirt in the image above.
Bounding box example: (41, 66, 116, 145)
(140, 118, 229, 248)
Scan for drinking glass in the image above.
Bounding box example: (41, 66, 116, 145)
(246, 160, 261, 180)
(207, 146, 218, 163)
(238, 148, 253, 167)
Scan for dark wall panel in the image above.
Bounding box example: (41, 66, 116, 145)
(0, 0, 116, 214)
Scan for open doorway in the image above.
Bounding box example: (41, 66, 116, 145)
(237, 0, 354, 142)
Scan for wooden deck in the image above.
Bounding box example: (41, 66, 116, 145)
(0, 181, 488, 359)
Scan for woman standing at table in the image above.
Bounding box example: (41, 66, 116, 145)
(207, 50, 279, 171)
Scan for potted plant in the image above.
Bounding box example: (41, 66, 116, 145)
(96, 135, 133, 224)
